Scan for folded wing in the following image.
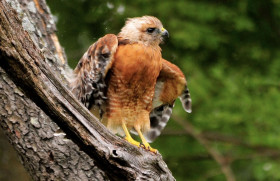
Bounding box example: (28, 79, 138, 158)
(71, 34, 118, 118)
(144, 59, 192, 142)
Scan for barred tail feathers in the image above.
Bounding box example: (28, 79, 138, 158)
(144, 104, 174, 143)
(179, 85, 192, 113)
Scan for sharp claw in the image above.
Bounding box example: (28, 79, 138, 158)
(140, 143, 145, 149)
(138, 143, 158, 153)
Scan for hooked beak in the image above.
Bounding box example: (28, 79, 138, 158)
(161, 27, 169, 38)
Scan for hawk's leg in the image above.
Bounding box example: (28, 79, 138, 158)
(122, 122, 140, 147)
(135, 127, 158, 154)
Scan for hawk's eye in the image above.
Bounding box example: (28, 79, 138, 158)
(147, 28, 156, 33)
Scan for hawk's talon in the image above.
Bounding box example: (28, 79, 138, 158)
(124, 136, 140, 147)
(122, 122, 141, 148)
(140, 143, 158, 154)
(139, 143, 146, 149)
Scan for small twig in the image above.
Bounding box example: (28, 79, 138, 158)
(162, 129, 280, 160)
(197, 168, 223, 181)
(172, 115, 236, 181)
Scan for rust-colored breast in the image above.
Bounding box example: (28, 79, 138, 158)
(106, 43, 162, 118)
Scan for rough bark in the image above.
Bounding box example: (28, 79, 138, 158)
(0, 0, 175, 180)
(0, 67, 108, 180)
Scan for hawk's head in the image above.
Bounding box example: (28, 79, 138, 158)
(118, 16, 169, 46)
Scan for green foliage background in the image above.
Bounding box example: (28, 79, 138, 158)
(46, 0, 280, 180)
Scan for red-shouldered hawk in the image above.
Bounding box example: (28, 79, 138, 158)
(71, 16, 191, 154)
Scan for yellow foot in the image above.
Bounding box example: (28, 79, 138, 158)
(125, 136, 141, 147)
(121, 122, 157, 154)
(140, 143, 158, 154)
(124, 136, 157, 154)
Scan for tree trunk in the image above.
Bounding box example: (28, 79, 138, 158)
(0, 0, 175, 180)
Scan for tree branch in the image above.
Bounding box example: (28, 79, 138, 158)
(0, 0, 174, 180)
(162, 126, 280, 161)
(172, 115, 236, 181)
